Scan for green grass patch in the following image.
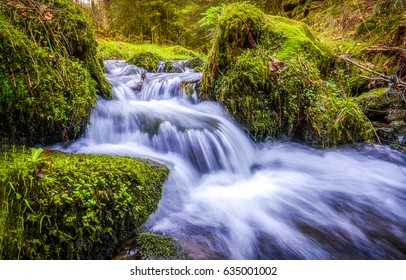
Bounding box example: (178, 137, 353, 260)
(97, 40, 202, 61)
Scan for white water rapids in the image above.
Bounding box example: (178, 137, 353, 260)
(62, 60, 406, 259)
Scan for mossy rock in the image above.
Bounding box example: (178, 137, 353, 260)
(357, 87, 406, 149)
(164, 61, 184, 73)
(200, 2, 372, 146)
(0, 147, 169, 259)
(167, 45, 199, 57)
(0, 0, 112, 145)
(127, 51, 163, 72)
(185, 57, 205, 71)
(115, 232, 185, 260)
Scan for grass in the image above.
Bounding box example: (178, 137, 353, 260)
(97, 40, 203, 61)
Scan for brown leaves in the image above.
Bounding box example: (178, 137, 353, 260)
(44, 11, 53, 21)
(269, 58, 287, 72)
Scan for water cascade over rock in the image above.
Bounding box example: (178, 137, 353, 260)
(63, 60, 406, 259)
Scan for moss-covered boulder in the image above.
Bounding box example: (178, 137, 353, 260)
(114, 232, 185, 260)
(201, 2, 374, 145)
(127, 51, 163, 72)
(185, 57, 205, 71)
(357, 88, 406, 151)
(0, 0, 112, 145)
(0, 147, 168, 259)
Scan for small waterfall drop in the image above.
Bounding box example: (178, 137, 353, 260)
(63, 60, 406, 259)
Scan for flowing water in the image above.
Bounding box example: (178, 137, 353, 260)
(63, 60, 406, 259)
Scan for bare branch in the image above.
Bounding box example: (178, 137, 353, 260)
(338, 54, 391, 80)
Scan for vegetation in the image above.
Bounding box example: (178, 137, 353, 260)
(114, 231, 185, 260)
(82, 0, 271, 52)
(97, 40, 201, 61)
(200, 2, 375, 145)
(0, 0, 112, 145)
(132, 232, 185, 260)
(0, 0, 405, 261)
(97, 40, 203, 72)
(0, 147, 168, 259)
(86, 0, 405, 147)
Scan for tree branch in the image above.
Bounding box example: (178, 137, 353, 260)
(339, 54, 406, 88)
(338, 54, 391, 80)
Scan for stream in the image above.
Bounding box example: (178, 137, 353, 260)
(62, 60, 406, 259)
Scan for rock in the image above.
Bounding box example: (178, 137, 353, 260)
(114, 232, 185, 260)
(185, 57, 205, 71)
(165, 60, 184, 73)
(0, 149, 169, 260)
(387, 109, 406, 121)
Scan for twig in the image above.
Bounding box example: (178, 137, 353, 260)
(365, 45, 406, 54)
(339, 54, 406, 87)
(338, 54, 391, 80)
(357, 75, 387, 82)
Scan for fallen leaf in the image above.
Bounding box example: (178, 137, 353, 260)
(269, 58, 287, 72)
(44, 11, 53, 20)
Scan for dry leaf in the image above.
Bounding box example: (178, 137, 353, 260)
(269, 58, 287, 72)
(44, 11, 53, 20)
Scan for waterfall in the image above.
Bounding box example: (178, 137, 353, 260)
(63, 60, 406, 259)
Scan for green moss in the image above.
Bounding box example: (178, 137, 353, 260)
(0, 16, 96, 144)
(184, 57, 206, 71)
(0, 147, 168, 259)
(0, 0, 112, 145)
(127, 51, 163, 72)
(308, 92, 375, 146)
(201, 3, 370, 145)
(133, 232, 185, 260)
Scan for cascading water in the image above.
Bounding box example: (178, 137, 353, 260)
(63, 60, 406, 259)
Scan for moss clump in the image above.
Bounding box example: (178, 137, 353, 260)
(127, 51, 163, 72)
(201, 2, 372, 145)
(357, 88, 406, 149)
(0, 147, 168, 259)
(0, 0, 112, 145)
(185, 57, 205, 71)
(308, 91, 375, 146)
(133, 232, 185, 260)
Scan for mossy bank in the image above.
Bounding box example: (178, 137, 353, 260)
(265, 0, 406, 149)
(201, 2, 374, 146)
(0, 0, 112, 145)
(0, 147, 168, 259)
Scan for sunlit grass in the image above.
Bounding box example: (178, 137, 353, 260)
(97, 40, 203, 61)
